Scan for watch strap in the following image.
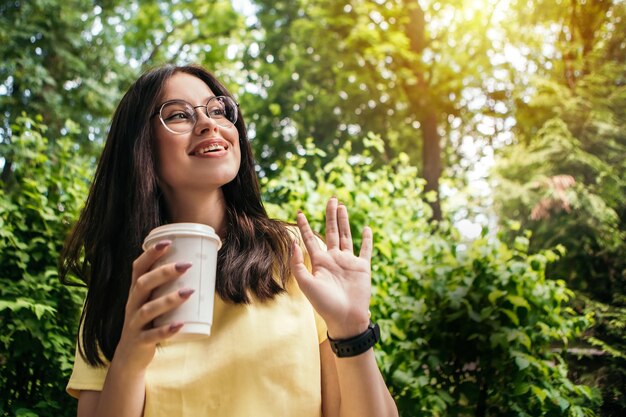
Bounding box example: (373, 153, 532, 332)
(328, 321, 380, 358)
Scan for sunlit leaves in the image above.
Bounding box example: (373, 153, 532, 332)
(494, 2, 626, 413)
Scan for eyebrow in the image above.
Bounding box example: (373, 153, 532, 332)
(161, 95, 217, 105)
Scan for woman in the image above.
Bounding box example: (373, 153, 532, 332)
(61, 64, 398, 417)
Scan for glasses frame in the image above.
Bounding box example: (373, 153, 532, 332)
(153, 95, 240, 134)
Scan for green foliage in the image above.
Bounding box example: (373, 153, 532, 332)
(0, 120, 599, 416)
(0, 116, 90, 416)
(245, 0, 502, 177)
(264, 135, 599, 416)
(122, 0, 243, 74)
(496, 2, 626, 416)
(494, 2, 626, 414)
(0, 0, 131, 149)
(0, 0, 244, 175)
(1, 1, 620, 415)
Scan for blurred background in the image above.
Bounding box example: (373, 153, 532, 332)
(0, 0, 624, 416)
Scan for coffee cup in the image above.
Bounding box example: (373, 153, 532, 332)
(142, 223, 221, 341)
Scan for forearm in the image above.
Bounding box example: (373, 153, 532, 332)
(91, 360, 146, 417)
(334, 349, 398, 417)
(321, 338, 398, 417)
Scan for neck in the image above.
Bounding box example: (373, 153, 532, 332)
(162, 188, 228, 238)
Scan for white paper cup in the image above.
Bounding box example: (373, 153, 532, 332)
(142, 223, 221, 341)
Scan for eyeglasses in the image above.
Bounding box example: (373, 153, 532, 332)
(154, 96, 239, 134)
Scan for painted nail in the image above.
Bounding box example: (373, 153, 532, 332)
(175, 262, 192, 272)
(178, 288, 195, 298)
(155, 240, 172, 250)
(169, 322, 184, 332)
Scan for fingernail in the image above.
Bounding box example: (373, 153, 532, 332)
(169, 322, 184, 332)
(155, 240, 172, 250)
(175, 262, 192, 272)
(178, 288, 195, 298)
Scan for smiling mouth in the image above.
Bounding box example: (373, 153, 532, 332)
(192, 143, 228, 156)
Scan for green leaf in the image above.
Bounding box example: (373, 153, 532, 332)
(515, 356, 530, 370)
(488, 289, 506, 305)
(530, 385, 547, 403)
(506, 295, 531, 310)
(502, 309, 520, 326)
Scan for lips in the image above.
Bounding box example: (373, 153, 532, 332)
(188, 139, 230, 156)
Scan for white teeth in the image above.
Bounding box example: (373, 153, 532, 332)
(194, 144, 226, 155)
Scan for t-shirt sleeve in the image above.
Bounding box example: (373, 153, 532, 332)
(313, 309, 328, 344)
(66, 338, 109, 399)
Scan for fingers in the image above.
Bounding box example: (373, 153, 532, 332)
(127, 261, 192, 314)
(132, 240, 172, 283)
(129, 286, 194, 332)
(325, 198, 340, 249)
(139, 321, 185, 345)
(290, 240, 314, 291)
(299, 198, 362, 256)
(359, 226, 373, 261)
(337, 203, 353, 253)
(296, 211, 322, 263)
(325, 197, 353, 253)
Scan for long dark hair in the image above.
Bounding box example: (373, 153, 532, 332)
(60, 65, 294, 366)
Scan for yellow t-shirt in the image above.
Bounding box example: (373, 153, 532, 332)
(67, 262, 328, 416)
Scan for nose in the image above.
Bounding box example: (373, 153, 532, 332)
(193, 106, 219, 134)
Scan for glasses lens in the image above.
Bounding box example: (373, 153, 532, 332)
(207, 96, 238, 126)
(160, 101, 196, 133)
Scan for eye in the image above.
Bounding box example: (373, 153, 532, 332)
(162, 103, 195, 123)
(208, 107, 226, 117)
(166, 112, 189, 121)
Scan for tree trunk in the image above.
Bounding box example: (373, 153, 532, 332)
(1, 160, 14, 189)
(402, 0, 443, 221)
(421, 109, 442, 220)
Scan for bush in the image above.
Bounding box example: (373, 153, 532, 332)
(0, 116, 89, 417)
(263, 134, 600, 416)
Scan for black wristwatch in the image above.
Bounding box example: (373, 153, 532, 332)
(328, 321, 381, 358)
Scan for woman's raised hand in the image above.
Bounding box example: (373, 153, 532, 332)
(291, 197, 373, 339)
(113, 241, 193, 373)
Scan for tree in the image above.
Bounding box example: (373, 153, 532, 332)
(120, 0, 244, 76)
(245, 0, 507, 220)
(0, 0, 134, 185)
(494, 1, 626, 414)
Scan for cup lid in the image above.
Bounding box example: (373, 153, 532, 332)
(142, 223, 222, 250)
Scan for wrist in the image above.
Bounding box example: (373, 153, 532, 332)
(109, 354, 147, 381)
(111, 344, 150, 376)
(327, 321, 381, 358)
(326, 311, 371, 340)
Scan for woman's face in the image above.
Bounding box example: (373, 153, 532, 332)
(153, 72, 241, 195)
